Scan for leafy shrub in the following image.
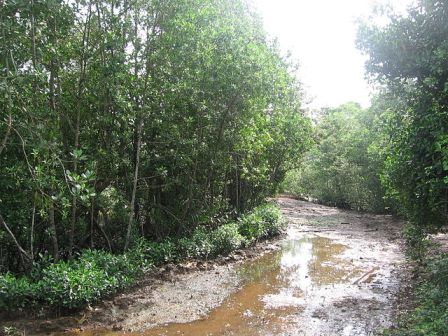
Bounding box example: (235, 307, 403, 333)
(0, 251, 145, 310)
(238, 204, 284, 243)
(176, 203, 283, 259)
(80, 250, 139, 288)
(178, 227, 214, 259)
(0, 203, 284, 311)
(402, 223, 430, 260)
(0, 273, 37, 310)
(210, 223, 247, 256)
(127, 238, 156, 269)
(428, 255, 448, 292)
(254, 204, 284, 236)
(238, 211, 265, 243)
(385, 254, 448, 336)
(2, 326, 24, 336)
(38, 260, 111, 309)
(138, 239, 179, 265)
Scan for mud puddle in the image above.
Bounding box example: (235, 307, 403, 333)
(89, 235, 358, 336)
(6, 198, 406, 335)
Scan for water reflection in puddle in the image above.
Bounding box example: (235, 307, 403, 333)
(73, 235, 361, 336)
(258, 236, 356, 310)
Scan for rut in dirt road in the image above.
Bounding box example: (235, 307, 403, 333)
(57, 197, 406, 336)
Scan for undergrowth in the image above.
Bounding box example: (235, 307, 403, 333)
(0, 203, 284, 312)
(385, 252, 448, 335)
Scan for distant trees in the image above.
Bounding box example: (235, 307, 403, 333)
(357, 0, 448, 234)
(0, 0, 312, 272)
(282, 102, 387, 212)
(285, 0, 448, 230)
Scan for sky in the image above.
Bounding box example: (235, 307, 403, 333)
(253, 0, 414, 109)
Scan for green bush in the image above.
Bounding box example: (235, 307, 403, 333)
(385, 254, 448, 336)
(0, 203, 284, 311)
(402, 223, 431, 261)
(254, 204, 283, 236)
(238, 204, 284, 243)
(0, 251, 145, 310)
(138, 239, 179, 265)
(178, 228, 214, 260)
(176, 203, 283, 259)
(80, 250, 139, 288)
(0, 273, 37, 310)
(238, 211, 265, 243)
(210, 223, 247, 256)
(38, 261, 111, 309)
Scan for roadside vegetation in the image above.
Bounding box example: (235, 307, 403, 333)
(282, 0, 448, 334)
(385, 251, 448, 336)
(0, 204, 283, 311)
(0, 0, 309, 313)
(358, 2, 448, 334)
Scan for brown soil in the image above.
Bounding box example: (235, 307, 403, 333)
(1, 198, 410, 336)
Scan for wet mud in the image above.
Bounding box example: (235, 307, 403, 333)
(3, 198, 406, 335)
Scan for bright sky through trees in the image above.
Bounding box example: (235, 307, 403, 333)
(254, 0, 414, 108)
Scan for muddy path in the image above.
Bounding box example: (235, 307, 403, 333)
(4, 198, 407, 335)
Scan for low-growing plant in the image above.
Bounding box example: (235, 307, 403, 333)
(2, 326, 25, 336)
(0, 273, 37, 310)
(0, 203, 284, 312)
(138, 239, 179, 265)
(384, 254, 448, 336)
(38, 261, 111, 309)
(254, 204, 284, 236)
(238, 204, 284, 243)
(402, 223, 430, 261)
(238, 211, 266, 243)
(210, 223, 247, 256)
(178, 227, 214, 259)
(80, 250, 139, 288)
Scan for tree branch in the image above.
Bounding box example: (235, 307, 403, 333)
(0, 213, 32, 262)
(0, 113, 12, 156)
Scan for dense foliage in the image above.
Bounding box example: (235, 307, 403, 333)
(0, 203, 283, 311)
(355, 1, 448, 334)
(385, 253, 448, 336)
(0, 0, 311, 273)
(282, 102, 388, 212)
(357, 0, 448, 237)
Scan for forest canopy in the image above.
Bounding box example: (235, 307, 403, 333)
(0, 0, 312, 273)
(357, 0, 448, 236)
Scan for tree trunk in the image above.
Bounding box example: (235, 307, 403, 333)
(124, 119, 143, 250)
(90, 198, 95, 249)
(49, 199, 59, 261)
(68, 5, 91, 256)
(30, 192, 36, 260)
(68, 127, 78, 257)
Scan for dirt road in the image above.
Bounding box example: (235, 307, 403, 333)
(7, 197, 407, 335)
